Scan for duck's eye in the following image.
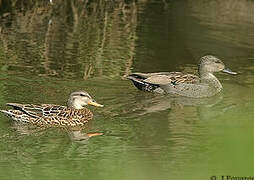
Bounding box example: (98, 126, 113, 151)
(79, 94, 91, 99)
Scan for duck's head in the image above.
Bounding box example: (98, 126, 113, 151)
(199, 55, 237, 75)
(67, 91, 104, 109)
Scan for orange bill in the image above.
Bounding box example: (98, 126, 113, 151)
(88, 100, 104, 107)
(87, 132, 103, 137)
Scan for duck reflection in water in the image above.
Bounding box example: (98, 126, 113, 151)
(121, 92, 224, 116)
(10, 121, 103, 143)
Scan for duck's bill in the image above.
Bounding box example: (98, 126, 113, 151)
(88, 101, 104, 107)
(222, 68, 237, 75)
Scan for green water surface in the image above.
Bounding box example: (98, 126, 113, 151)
(0, 0, 254, 179)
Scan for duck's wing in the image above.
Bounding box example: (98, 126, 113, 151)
(127, 72, 200, 93)
(128, 72, 173, 80)
(144, 75, 174, 85)
(127, 73, 167, 93)
(144, 72, 200, 85)
(6, 103, 67, 118)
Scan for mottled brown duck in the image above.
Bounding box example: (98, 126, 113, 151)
(0, 91, 103, 127)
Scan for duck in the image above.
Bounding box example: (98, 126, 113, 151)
(127, 55, 237, 98)
(0, 91, 103, 127)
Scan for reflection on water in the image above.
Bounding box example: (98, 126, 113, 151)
(119, 92, 224, 116)
(0, 0, 138, 79)
(0, 0, 254, 179)
(189, 0, 254, 49)
(11, 121, 102, 143)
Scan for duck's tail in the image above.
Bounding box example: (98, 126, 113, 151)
(0, 109, 30, 123)
(127, 74, 161, 92)
(0, 110, 12, 116)
(127, 75, 147, 91)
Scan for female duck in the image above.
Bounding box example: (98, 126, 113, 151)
(0, 91, 103, 127)
(127, 55, 237, 98)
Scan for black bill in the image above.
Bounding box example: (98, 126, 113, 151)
(222, 68, 237, 75)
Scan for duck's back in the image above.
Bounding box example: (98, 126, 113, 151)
(143, 72, 200, 85)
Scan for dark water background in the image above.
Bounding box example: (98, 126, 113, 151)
(0, 0, 254, 179)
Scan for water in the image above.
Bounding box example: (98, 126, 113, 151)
(0, 0, 254, 179)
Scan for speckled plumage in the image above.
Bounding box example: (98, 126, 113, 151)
(0, 91, 103, 127)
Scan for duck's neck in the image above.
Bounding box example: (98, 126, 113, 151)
(69, 104, 83, 109)
(200, 72, 222, 92)
(68, 99, 84, 109)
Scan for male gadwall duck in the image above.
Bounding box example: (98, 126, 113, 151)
(127, 55, 237, 98)
(0, 91, 103, 127)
